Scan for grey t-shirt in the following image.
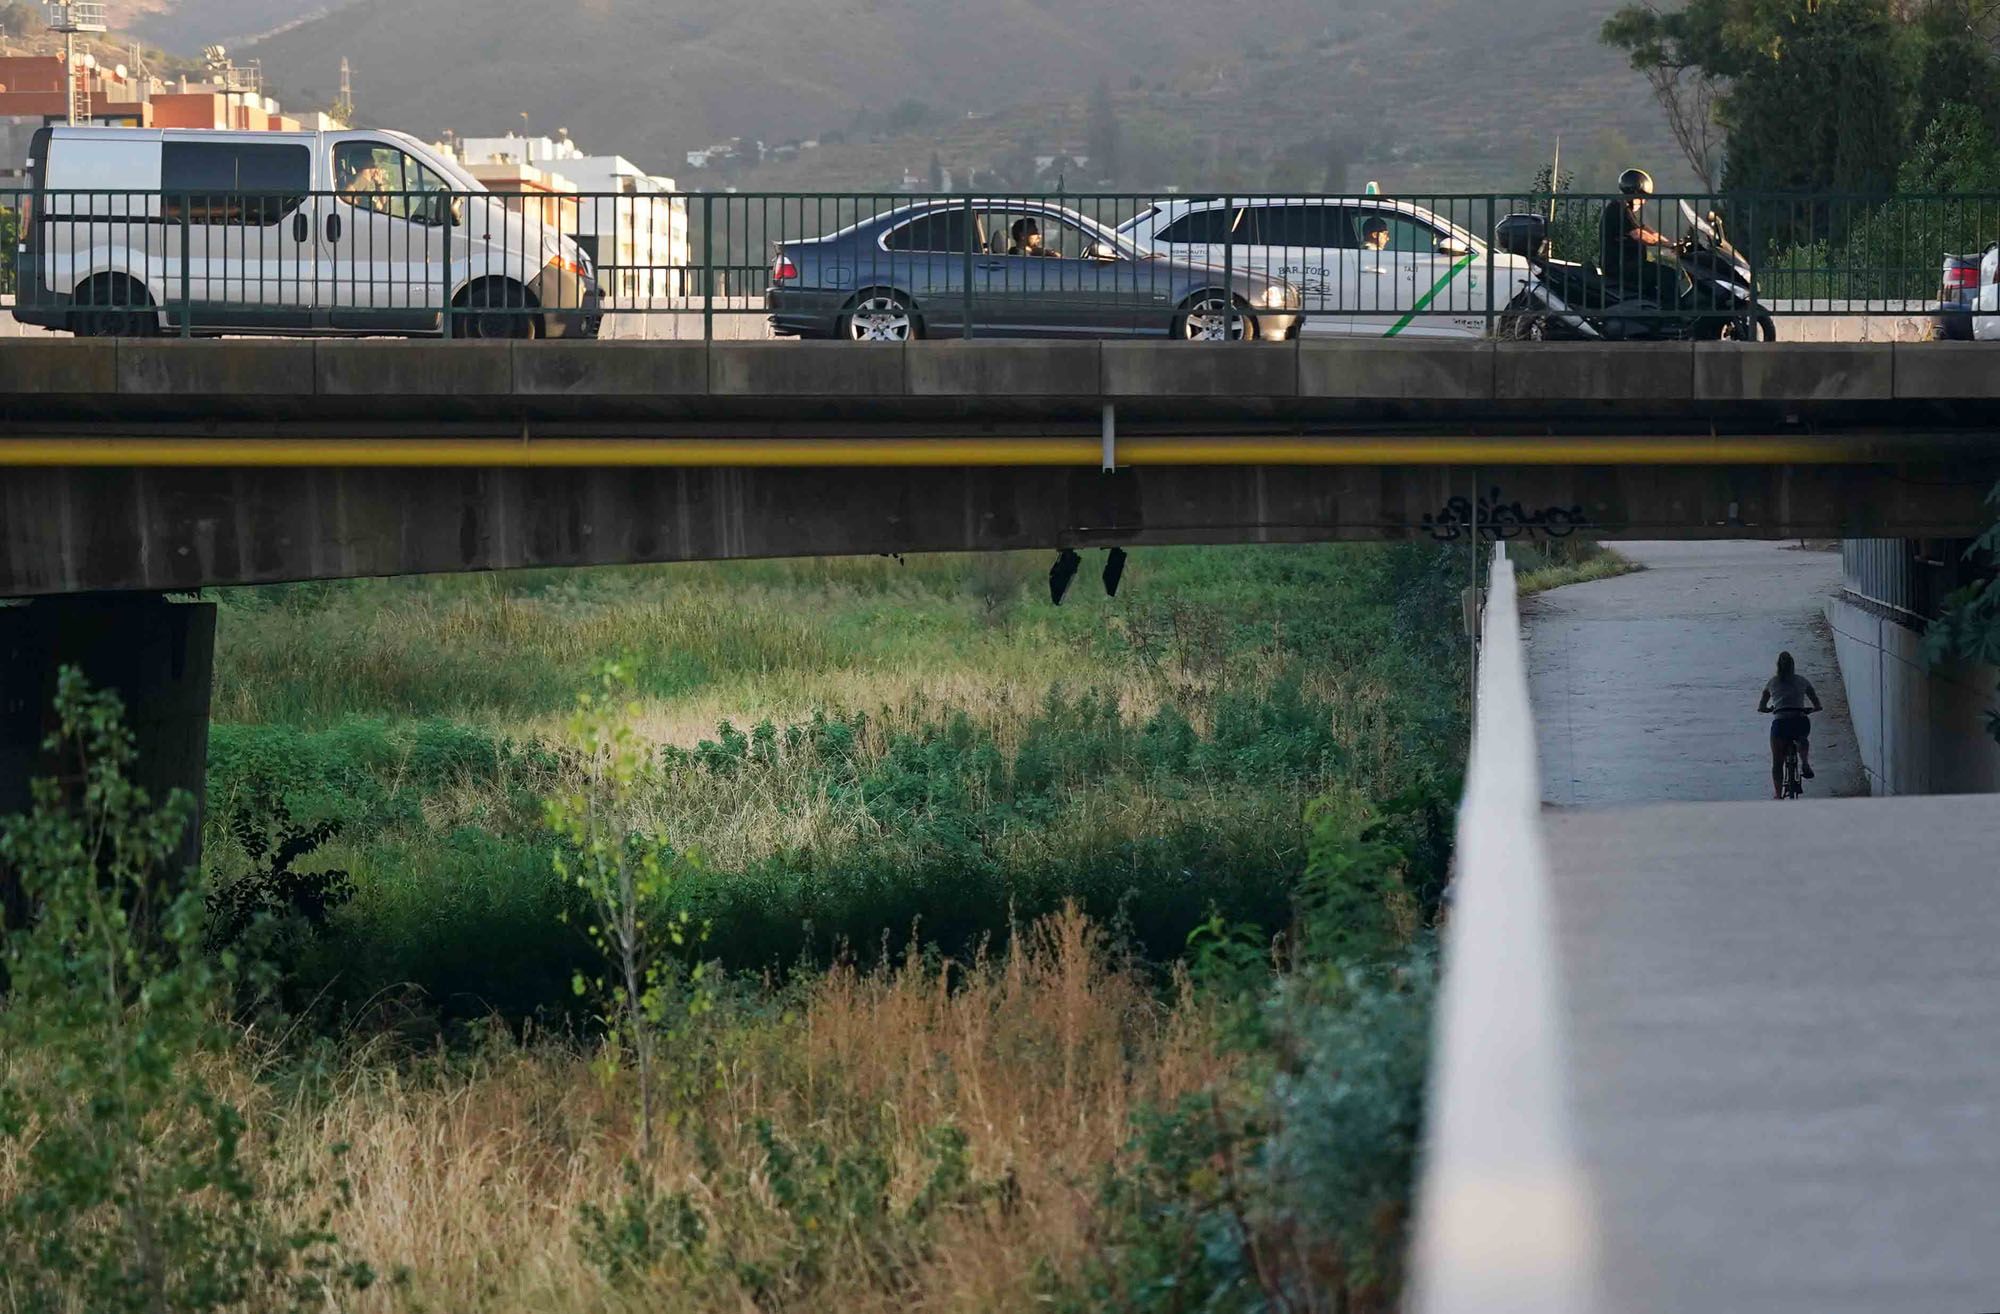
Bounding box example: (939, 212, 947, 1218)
(1764, 673, 1817, 714)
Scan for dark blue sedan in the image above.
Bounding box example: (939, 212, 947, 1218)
(767, 200, 1302, 341)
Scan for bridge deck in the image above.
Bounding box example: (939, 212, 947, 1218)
(4, 340, 1996, 595)
(1545, 795, 2000, 1311)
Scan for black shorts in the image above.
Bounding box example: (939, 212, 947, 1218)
(1771, 714, 1811, 743)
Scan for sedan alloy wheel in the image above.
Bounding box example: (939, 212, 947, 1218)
(1177, 294, 1256, 341)
(845, 292, 916, 341)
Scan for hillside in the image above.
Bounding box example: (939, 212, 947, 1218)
(110, 0, 338, 49)
(208, 0, 1681, 191)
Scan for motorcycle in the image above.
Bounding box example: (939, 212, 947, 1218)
(1495, 199, 1776, 342)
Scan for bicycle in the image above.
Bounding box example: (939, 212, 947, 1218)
(1767, 707, 1815, 800)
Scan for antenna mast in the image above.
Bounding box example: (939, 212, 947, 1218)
(44, 1, 108, 125)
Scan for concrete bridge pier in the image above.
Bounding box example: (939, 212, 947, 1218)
(1, 596, 216, 901)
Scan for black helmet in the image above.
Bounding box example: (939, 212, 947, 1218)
(1618, 168, 1655, 198)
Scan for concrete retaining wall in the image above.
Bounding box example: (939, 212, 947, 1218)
(1825, 594, 2000, 795)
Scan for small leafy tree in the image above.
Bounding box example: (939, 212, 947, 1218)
(207, 787, 352, 953)
(0, 669, 372, 1312)
(1923, 481, 2000, 744)
(546, 661, 705, 1163)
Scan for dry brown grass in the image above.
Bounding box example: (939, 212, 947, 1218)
(228, 906, 1227, 1312)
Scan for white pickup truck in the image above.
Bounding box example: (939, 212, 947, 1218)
(1975, 245, 2000, 340)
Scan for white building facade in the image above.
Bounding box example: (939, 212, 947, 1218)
(450, 134, 690, 301)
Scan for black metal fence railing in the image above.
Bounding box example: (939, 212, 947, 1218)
(4, 188, 1995, 342)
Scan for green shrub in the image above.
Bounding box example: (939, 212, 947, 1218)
(0, 671, 373, 1312)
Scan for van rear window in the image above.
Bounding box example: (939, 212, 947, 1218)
(163, 142, 310, 226)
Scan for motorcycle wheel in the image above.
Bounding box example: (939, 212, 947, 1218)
(1498, 312, 1550, 341)
(1716, 313, 1778, 342)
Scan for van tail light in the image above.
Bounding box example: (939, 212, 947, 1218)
(772, 253, 799, 283)
(1943, 264, 1980, 289)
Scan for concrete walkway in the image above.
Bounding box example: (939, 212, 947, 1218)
(1525, 541, 1865, 806)
(1545, 796, 2000, 1312)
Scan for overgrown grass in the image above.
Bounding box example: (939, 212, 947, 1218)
(186, 902, 1425, 1314)
(204, 546, 1467, 1020)
(1512, 539, 1639, 595)
(3, 543, 1469, 1314)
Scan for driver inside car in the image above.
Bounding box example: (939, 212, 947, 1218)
(1009, 217, 1061, 257)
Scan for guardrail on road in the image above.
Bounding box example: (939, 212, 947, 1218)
(4, 188, 1993, 342)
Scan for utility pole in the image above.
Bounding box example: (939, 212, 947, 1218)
(332, 57, 353, 126)
(45, 1, 107, 126)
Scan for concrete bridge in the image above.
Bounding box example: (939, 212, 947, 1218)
(4, 335, 1999, 1296)
(2, 337, 1998, 599)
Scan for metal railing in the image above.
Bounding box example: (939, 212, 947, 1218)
(5, 187, 1995, 342)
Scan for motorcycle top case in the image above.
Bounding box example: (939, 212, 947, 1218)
(1495, 213, 1549, 260)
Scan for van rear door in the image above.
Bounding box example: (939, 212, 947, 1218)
(39, 132, 163, 318)
(15, 126, 55, 317)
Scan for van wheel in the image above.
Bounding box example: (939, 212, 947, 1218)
(70, 275, 159, 338)
(453, 280, 541, 339)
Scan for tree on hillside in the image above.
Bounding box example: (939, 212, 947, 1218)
(1086, 78, 1121, 185)
(0, 1, 39, 41)
(1604, 0, 1941, 199)
(1910, 0, 2000, 133)
(928, 150, 944, 192)
(1322, 133, 1355, 192)
(1601, 1, 1726, 189)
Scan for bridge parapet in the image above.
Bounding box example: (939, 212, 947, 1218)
(5, 339, 1999, 430)
(1412, 549, 1597, 1313)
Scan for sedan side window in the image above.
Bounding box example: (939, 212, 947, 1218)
(983, 212, 1098, 258)
(1353, 211, 1445, 254)
(1155, 207, 1235, 245)
(884, 210, 976, 253)
(1247, 204, 1353, 249)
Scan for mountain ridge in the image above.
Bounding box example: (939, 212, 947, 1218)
(125, 0, 1686, 191)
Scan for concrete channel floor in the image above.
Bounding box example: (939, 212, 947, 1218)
(1520, 541, 2000, 1307)
(1544, 796, 2000, 1313)
(1525, 540, 1865, 806)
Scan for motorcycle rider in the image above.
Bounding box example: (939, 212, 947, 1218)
(1599, 168, 1669, 306)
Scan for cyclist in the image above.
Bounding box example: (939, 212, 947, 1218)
(1756, 650, 1823, 799)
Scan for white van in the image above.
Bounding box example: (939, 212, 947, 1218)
(1117, 197, 1531, 339)
(16, 125, 601, 338)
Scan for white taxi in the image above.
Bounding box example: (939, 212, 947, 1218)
(1116, 195, 1531, 338)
